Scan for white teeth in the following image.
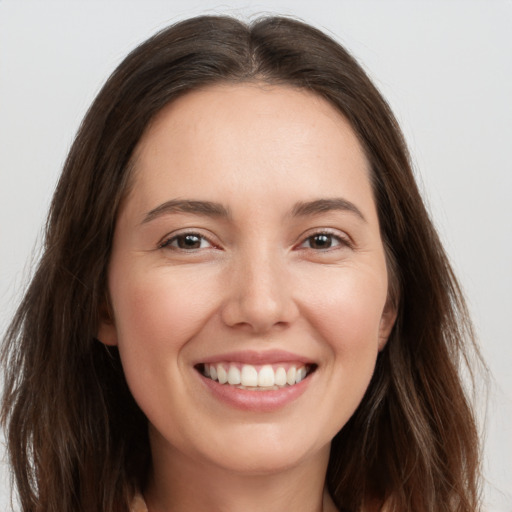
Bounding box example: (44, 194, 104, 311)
(217, 365, 228, 384)
(203, 362, 312, 389)
(227, 366, 241, 385)
(295, 367, 306, 383)
(241, 365, 258, 386)
(286, 366, 296, 385)
(275, 367, 287, 386)
(258, 365, 275, 387)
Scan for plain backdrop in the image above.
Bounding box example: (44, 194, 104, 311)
(1, 0, 511, 510)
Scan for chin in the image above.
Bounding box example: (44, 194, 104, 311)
(210, 446, 320, 476)
(199, 424, 331, 476)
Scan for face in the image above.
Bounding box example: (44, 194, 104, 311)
(99, 84, 396, 476)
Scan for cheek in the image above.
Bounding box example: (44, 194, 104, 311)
(297, 264, 387, 378)
(107, 265, 224, 430)
(278, 284, 380, 451)
(109, 266, 220, 366)
(303, 268, 387, 427)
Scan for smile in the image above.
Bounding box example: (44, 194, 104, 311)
(198, 362, 315, 390)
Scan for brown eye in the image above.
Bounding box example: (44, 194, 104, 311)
(299, 232, 345, 250)
(161, 233, 211, 250)
(309, 234, 333, 249)
(177, 234, 202, 249)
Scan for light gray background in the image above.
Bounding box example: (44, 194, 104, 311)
(1, 1, 511, 510)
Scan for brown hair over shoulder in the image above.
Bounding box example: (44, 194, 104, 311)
(1, 15, 483, 512)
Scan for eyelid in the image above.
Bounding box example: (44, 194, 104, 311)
(157, 227, 352, 251)
(158, 229, 220, 250)
(294, 228, 354, 250)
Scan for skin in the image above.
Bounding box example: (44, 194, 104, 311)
(98, 83, 396, 512)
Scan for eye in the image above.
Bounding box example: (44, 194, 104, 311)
(298, 232, 348, 250)
(160, 232, 213, 251)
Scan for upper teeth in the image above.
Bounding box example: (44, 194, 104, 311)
(203, 363, 309, 388)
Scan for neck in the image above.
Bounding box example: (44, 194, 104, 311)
(144, 433, 338, 512)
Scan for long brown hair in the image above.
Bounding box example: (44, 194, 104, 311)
(1, 15, 483, 512)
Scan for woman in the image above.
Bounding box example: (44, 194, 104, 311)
(1, 15, 482, 512)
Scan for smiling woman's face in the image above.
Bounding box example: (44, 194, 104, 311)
(98, 84, 396, 476)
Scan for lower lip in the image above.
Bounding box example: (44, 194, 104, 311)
(199, 372, 312, 412)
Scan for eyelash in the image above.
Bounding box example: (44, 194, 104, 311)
(296, 230, 352, 251)
(159, 232, 217, 251)
(159, 229, 351, 252)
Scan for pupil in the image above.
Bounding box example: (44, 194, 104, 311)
(178, 234, 201, 249)
(312, 234, 331, 249)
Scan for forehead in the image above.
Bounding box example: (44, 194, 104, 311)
(136, 82, 367, 163)
(127, 83, 375, 219)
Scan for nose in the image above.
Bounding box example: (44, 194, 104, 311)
(220, 248, 299, 334)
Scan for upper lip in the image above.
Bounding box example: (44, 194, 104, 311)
(195, 349, 314, 366)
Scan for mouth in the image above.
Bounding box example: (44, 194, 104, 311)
(195, 362, 317, 391)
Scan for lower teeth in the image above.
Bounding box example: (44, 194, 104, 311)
(236, 384, 286, 391)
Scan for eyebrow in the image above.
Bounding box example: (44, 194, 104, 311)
(142, 199, 231, 224)
(142, 197, 366, 224)
(291, 198, 366, 222)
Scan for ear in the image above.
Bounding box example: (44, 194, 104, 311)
(378, 298, 398, 351)
(97, 299, 118, 346)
